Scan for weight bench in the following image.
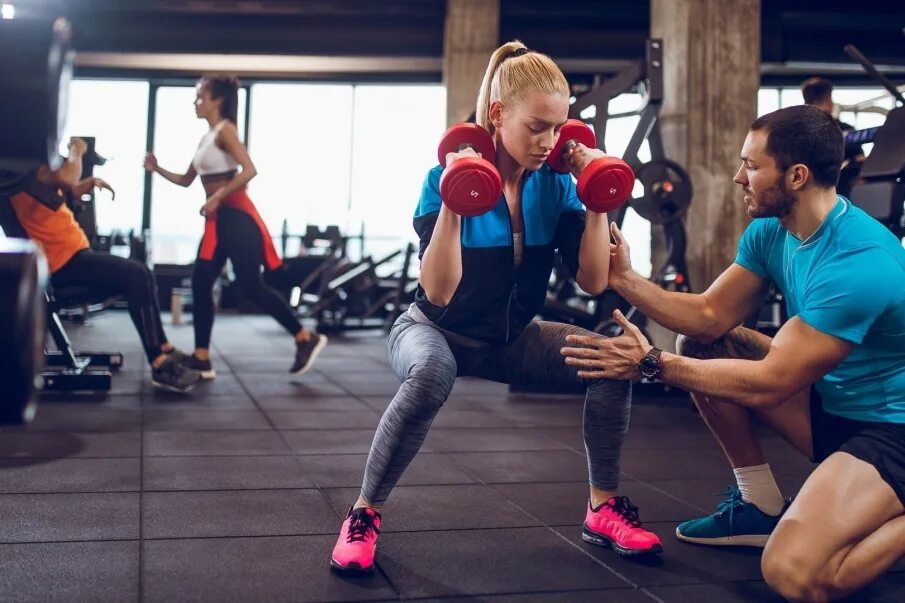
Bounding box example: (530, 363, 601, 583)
(42, 286, 122, 393)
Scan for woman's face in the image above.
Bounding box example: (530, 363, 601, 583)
(194, 84, 219, 119)
(494, 88, 569, 171)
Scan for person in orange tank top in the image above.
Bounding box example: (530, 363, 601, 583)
(0, 138, 202, 393)
(144, 75, 326, 380)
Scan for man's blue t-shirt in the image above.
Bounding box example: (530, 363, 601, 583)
(735, 196, 905, 423)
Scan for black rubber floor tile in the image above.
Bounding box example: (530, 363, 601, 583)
(143, 409, 272, 431)
(0, 458, 140, 493)
(265, 410, 381, 430)
(424, 428, 569, 453)
(341, 381, 406, 396)
(321, 484, 542, 532)
(144, 431, 290, 456)
(0, 432, 140, 459)
(447, 450, 589, 484)
(240, 378, 348, 398)
(254, 395, 371, 411)
(142, 535, 395, 602)
(626, 405, 707, 431)
(0, 540, 138, 603)
(143, 392, 258, 409)
(20, 408, 142, 432)
(492, 480, 705, 525)
(0, 492, 139, 542)
(431, 409, 522, 429)
(143, 455, 312, 491)
(377, 527, 629, 598)
(296, 452, 477, 489)
(145, 373, 249, 397)
(553, 521, 765, 586)
(622, 427, 723, 452)
(645, 581, 784, 602)
(282, 429, 380, 454)
(620, 448, 734, 481)
(143, 489, 337, 538)
(413, 590, 654, 602)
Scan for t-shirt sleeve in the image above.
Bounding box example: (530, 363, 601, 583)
(553, 174, 587, 278)
(413, 166, 443, 260)
(734, 219, 771, 278)
(797, 246, 898, 344)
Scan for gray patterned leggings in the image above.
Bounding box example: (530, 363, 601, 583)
(360, 312, 633, 505)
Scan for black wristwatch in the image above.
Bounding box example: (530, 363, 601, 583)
(638, 347, 663, 380)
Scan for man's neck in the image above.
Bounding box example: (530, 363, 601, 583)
(781, 187, 839, 240)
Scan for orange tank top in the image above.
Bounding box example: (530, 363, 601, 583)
(8, 191, 90, 273)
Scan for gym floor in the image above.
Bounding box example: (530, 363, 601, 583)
(3, 313, 903, 603)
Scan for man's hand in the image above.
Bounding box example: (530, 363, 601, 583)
(561, 310, 652, 380)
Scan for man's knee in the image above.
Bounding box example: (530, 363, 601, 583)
(762, 548, 830, 603)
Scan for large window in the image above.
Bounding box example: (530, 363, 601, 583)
(64, 79, 149, 234)
(149, 86, 246, 264)
(248, 84, 354, 240)
(349, 85, 447, 260)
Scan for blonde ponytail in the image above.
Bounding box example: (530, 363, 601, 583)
(475, 40, 569, 135)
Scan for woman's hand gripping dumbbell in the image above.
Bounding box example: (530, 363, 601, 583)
(436, 123, 502, 217)
(547, 119, 635, 213)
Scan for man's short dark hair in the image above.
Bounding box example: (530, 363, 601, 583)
(750, 105, 844, 188)
(801, 77, 833, 105)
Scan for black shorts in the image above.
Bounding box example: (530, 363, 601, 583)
(811, 387, 905, 506)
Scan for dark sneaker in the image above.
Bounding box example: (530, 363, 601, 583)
(290, 333, 327, 376)
(168, 350, 216, 379)
(151, 358, 202, 393)
(675, 486, 786, 547)
(330, 506, 381, 573)
(582, 496, 663, 556)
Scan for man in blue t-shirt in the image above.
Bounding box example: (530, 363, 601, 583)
(560, 104, 905, 602)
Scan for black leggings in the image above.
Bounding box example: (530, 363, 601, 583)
(192, 207, 301, 349)
(52, 249, 167, 365)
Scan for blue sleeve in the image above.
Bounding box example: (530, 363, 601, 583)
(734, 220, 771, 278)
(798, 246, 898, 344)
(413, 166, 443, 260)
(553, 174, 586, 277)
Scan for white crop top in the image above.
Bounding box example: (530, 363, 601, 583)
(192, 120, 238, 176)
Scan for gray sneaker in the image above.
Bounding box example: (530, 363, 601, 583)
(152, 358, 202, 393)
(290, 334, 328, 375)
(168, 349, 216, 379)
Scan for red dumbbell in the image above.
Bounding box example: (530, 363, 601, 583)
(437, 123, 502, 217)
(547, 119, 635, 213)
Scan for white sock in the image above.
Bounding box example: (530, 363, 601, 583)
(733, 463, 785, 516)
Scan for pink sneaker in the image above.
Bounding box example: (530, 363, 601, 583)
(330, 507, 381, 573)
(582, 496, 663, 556)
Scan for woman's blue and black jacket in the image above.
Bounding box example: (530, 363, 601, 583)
(412, 163, 587, 345)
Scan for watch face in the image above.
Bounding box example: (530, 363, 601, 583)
(640, 353, 660, 378)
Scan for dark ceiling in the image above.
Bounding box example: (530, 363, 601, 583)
(12, 0, 905, 84)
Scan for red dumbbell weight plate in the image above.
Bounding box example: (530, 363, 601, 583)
(439, 157, 502, 216)
(576, 158, 635, 213)
(438, 123, 496, 167)
(548, 119, 597, 173)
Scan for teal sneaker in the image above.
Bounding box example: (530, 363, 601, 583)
(675, 486, 785, 547)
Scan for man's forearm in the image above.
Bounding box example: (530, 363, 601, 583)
(659, 353, 784, 407)
(614, 271, 720, 339)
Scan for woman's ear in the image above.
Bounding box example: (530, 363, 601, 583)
(489, 100, 504, 129)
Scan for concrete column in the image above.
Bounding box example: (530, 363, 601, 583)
(443, 0, 500, 126)
(651, 0, 761, 291)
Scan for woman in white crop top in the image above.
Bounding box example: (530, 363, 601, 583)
(144, 75, 326, 378)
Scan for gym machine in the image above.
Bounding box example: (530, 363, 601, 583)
(537, 39, 693, 341)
